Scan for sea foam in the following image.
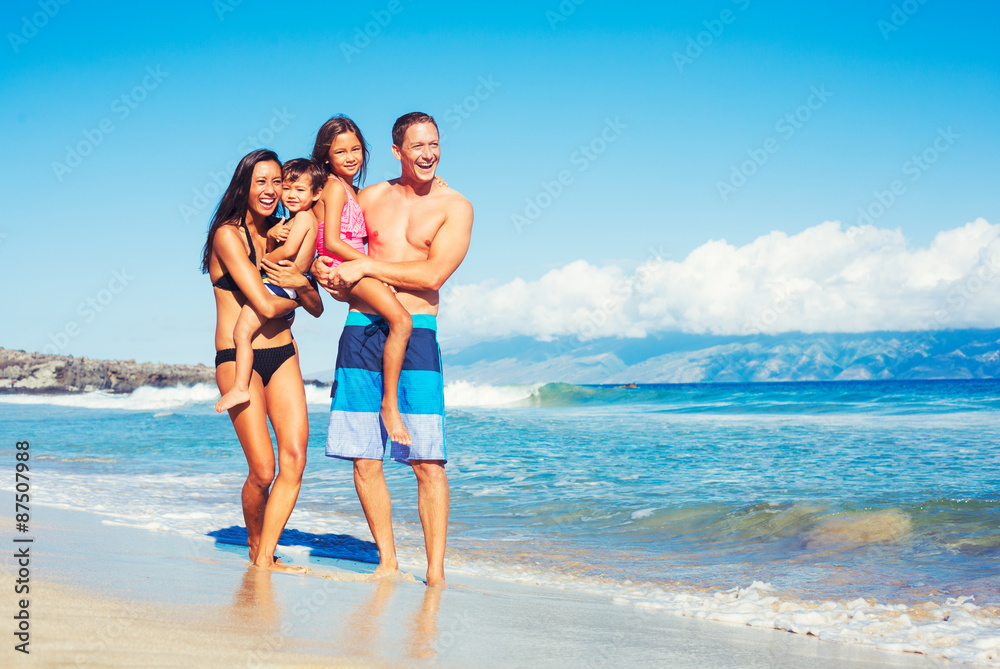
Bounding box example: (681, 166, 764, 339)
(0, 383, 220, 411)
(443, 380, 543, 407)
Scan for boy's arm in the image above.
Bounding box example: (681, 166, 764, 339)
(333, 197, 473, 292)
(266, 217, 290, 253)
(292, 211, 319, 273)
(264, 212, 313, 263)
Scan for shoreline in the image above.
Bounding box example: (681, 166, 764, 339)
(2, 504, 960, 667)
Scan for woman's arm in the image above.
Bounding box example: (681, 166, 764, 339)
(215, 225, 296, 319)
(261, 258, 324, 318)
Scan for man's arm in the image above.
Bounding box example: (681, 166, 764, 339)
(334, 198, 473, 291)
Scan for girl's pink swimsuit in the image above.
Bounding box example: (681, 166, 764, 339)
(317, 178, 367, 267)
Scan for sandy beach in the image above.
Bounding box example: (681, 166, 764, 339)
(1, 505, 962, 668)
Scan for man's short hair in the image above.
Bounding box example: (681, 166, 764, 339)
(392, 112, 439, 148)
(282, 158, 326, 192)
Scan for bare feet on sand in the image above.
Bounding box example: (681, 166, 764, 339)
(215, 388, 251, 413)
(253, 558, 309, 574)
(370, 561, 402, 581)
(425, 573, 447, 589)
(381, 404, 412, 445)
(249, 546, 308, 574)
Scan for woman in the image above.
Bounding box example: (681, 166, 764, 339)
(201, 149, 323, 572)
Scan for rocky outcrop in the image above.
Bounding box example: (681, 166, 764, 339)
(0, 348, 216, 394)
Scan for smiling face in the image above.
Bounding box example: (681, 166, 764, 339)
(248, 160, 282, 217)
(392, 122, 440, 184)
(327, 132, 364, 181)
(282, 174, 321, 213)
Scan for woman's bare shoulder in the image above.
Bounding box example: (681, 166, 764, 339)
(213, 221, 248, 250)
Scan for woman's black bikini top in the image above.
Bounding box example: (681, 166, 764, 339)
(212, 221, 257, 292)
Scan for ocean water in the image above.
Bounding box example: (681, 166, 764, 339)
(3, 379, 999, 664)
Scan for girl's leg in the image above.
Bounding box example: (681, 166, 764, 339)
(257, 343, 309, 573)
(215, 305, 267, 413)
(350, 277, 413, 445)
(215, 359, 275, 563)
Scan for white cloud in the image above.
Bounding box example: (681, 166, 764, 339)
(439, 219, 1000, 341)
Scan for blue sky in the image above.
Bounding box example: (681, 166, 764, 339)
(3, 0, 999, 375)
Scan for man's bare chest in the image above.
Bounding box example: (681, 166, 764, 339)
(367, 203, 445, 259)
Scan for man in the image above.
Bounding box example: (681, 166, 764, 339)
(314, 112, 473, 588)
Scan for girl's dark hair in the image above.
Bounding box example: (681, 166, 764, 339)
(200, 149, 280, 274)
(310, 115, 369, 187)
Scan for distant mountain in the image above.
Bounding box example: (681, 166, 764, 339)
(12, 328, 993, 393)
(438, 329, 1000, 384)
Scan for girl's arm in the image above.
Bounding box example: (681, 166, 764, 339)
(214, 225, 296, 320)
(319, 181, 368, 263)
(324, 233, 368, 263)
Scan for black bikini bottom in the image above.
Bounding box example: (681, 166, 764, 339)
(214, 343, 296, 387)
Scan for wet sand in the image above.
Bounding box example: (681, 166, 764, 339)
(1, 506, 959, 667)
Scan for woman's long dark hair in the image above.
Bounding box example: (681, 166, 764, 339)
(200, 149, 280, 274)
(310, 115, 369, 187)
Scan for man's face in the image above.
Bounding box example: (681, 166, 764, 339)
(394, 122, 440, 183)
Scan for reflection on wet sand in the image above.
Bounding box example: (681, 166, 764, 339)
(341, 578, 397, 656)
(229, 567, 279, 631)
(406, 586, 443, 659)
(339, 576, 445, 659)
(227, 565, 447, 659)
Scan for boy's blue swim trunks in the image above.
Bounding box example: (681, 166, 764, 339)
(326, 311, 446, 464)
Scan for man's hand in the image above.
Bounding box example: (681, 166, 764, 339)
(312, 256, 352, 302)
(333, 258, 369, 287)
(311, 256, 335, 287)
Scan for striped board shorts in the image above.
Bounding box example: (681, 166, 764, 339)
(326, 311, 446, 464)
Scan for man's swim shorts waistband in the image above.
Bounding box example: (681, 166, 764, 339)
(344, 310, 437, 330)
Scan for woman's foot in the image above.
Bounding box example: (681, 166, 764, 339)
(253, 556, 309, 574)
(216, 388, 251, 413)
(381, 404, 412, 445)
(425, 572, 447, 589)
(370, 559, 402, 581)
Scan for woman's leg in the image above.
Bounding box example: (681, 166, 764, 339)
(350, 277, 414, 445)
(256, 343, 309, 573)
(216, 359, 275, 563)
(215, 305, 266, 413)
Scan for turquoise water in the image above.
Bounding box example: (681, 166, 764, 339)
(3, 379, 999, 616)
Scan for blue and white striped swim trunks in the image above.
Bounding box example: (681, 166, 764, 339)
(326, 311, 446, 464)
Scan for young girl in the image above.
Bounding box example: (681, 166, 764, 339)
(310, 116, 414, 446)
(214, 158, 324, 413)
